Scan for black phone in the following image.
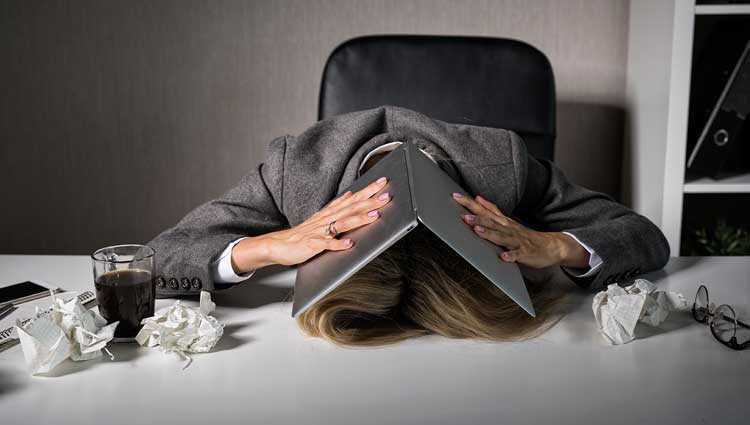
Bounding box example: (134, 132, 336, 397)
(0, 280, 55, 305)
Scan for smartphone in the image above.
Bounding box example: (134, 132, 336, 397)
(0, 280, 59, 305)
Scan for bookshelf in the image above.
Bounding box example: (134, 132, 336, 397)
(627, 0, 750, 256)
(695, 4, 750, 15)
(684, 173, 750, 193)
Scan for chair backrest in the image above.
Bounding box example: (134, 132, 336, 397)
(319, 35, 556, 160)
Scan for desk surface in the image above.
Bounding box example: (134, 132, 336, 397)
(0, 255, 748, 425)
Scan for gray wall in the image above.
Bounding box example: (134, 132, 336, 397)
(0, 0, 630, 255)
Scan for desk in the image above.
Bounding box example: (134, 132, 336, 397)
(0, 255, 748, 425)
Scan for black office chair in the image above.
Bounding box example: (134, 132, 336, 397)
(318, 35, 556, 161)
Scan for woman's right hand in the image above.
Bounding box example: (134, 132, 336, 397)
(230, 177, 392, 273)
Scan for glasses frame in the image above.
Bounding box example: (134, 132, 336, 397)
(692, 285, 750, 351)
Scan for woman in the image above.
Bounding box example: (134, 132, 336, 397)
(149, 106, 670, 346)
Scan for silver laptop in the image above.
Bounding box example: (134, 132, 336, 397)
(292, 141, 534, 317)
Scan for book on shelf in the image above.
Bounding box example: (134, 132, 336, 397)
(687, 39, 750, 179)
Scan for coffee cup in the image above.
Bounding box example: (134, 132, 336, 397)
(91, 244, 155, 342)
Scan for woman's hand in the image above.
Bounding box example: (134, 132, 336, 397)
(451, 192, 590, 269)
(230, 177, 392, 273)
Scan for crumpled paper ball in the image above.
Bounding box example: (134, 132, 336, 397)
(15, 292, 118, 374)
(592, 279, 687, 345)
(135, 291, 223, 368)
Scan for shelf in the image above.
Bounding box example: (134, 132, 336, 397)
(696, 4, 750, 15)
(684, 172, 750, 193)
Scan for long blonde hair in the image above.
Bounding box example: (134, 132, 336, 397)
(297, 226, 563, 346)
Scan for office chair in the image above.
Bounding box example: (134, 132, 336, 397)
(318, 35, 556, 160)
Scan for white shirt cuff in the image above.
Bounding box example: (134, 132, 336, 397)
(561, 231, 603, 278)
(211, 237, 256, 284)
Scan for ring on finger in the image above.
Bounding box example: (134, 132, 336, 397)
(324, 220, 339, 238)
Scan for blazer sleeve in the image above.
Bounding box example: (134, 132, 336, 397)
(147, 136, 290, 292)
(510, 132, 670, 289)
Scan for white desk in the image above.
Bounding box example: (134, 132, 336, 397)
(0, 255, 748, 425)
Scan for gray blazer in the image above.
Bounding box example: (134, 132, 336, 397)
(148, 106, 670, 294)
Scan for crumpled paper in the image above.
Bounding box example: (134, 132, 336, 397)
(135, 291, 223, 368)
(592, 279, 687, 345)
(15, 291, 118, 374)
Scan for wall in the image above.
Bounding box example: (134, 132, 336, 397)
(0, 0, 630, 254)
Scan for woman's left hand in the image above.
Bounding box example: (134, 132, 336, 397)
(451, 192, 590, 269)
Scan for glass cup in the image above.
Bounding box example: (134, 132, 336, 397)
(91, 244, 155, 342)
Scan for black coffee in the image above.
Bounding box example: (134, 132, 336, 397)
(94, 269, 155, 339)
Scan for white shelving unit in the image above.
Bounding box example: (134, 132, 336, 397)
(627, 1, 750, 255)
(695, 4, 750, 15)
(684, 172, 750, 193)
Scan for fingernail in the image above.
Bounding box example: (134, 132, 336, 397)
(368, 210, 379, 217)
(377, 176, 387, 184)
(501, 252, 510, 260)
(378, 192, 390, 201)
(452, 192, 464, 198)
(344, 238, 353, 246)
(464, 214, 475, 222)
(475, 225, 485, 233)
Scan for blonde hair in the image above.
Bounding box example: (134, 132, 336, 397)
(297, 226, 563, 346)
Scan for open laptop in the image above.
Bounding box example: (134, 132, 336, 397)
(292, 141, 533, 317)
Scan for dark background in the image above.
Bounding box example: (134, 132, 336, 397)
(0, 0, 630, 254)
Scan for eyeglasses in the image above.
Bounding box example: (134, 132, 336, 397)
(692, 285, 750, 351)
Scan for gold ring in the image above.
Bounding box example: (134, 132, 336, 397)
(325, 221, 338, 238)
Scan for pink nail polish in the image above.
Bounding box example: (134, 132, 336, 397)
(368, 210, 379, 217)
(464, 214, 475, 222)
(378, 192, 390, 201)
(377, 176, 386, 183)
(475, 225, 485, 233)
(344, 238, 352, 246)
(452, 192, 464, 198)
